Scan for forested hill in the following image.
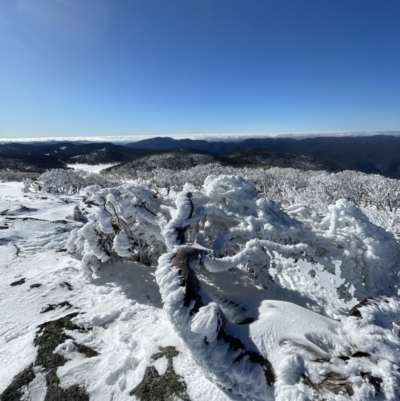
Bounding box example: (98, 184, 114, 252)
(0, 142, 161, 173)
(126, 135, 400, 177)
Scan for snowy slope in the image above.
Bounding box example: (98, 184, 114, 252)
(1, 175, 400, 401)
(0, 183, 230, 401)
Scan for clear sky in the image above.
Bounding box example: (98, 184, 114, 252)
(1, 0, 400, 138)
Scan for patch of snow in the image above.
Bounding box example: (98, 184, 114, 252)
(20, 367, 47, 401)
(152, 356, 168, 375)
(67, 164, 120, 173)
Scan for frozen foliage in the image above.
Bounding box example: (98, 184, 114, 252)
(0, 171, 39, 182)
(104, 165, 400, 237)
(67, 174, 400, 400)
(67, 184, 167, 272)
(70, 175, 400, 301)
(23, 168, 119, 195)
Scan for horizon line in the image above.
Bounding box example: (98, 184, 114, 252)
(1, 130, 400, 144)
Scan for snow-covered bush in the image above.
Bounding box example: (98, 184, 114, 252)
(67, 184, 166, 269)
(104, 165, 400, 236)
(0, 171, 39, 182)
(68, 174, 400, 400)
(69, 175, 400, 300)
(23, 169, 119, 195)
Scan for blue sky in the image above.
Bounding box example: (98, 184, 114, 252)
(1, 0, 400, 138)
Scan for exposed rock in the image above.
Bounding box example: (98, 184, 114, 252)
(0, 313, 94, 401)
(10, 278, 25, 286)
(72, 206, 84, 222)
(0, 364, 35, 401)
(41, 301, 73, 313)
(59, 281, 73, 291)
(130, 346, 190, 401)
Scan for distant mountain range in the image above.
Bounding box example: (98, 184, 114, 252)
(125, 135, 400, 177)
(1, 135, 400, 177)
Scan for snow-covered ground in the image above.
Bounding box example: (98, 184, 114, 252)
(1, 176, 400, 401)
(0, 182, 231, 401)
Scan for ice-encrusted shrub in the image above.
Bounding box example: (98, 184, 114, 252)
(104, 165, 400, 236)
(23, 169, 119, 195)
(68, 175, 400, 301)
(67, 184, 167, 269)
